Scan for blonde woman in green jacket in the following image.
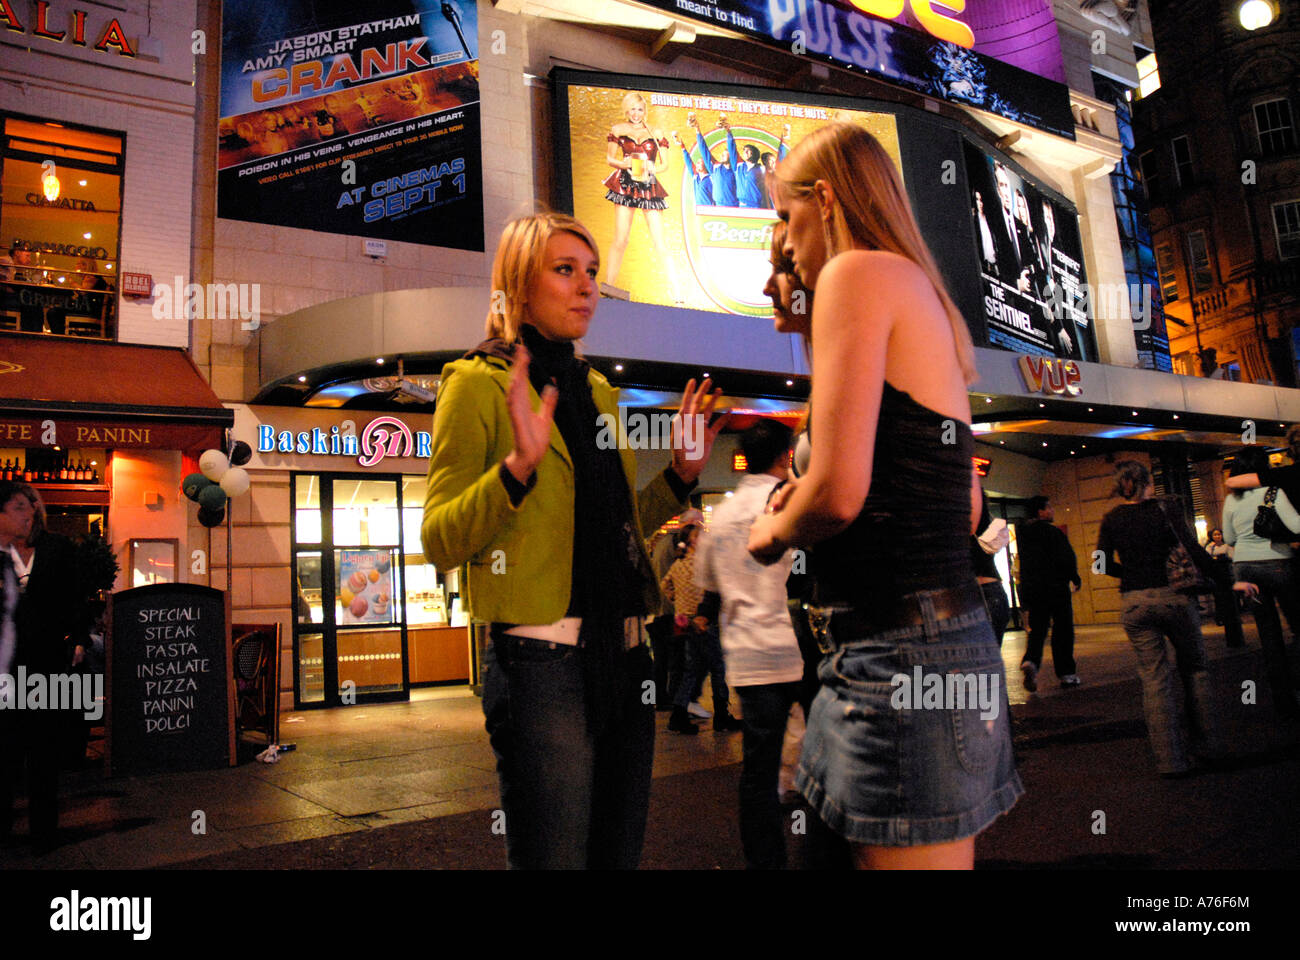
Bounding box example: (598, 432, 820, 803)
(422, 212, 726, 869)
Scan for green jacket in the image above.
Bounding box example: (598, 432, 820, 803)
(421, 350, 688, 624)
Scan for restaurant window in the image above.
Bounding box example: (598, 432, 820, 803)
(1254, 98, 1296, 157)
(1186, 230, 1214, 293)
(1273, 200, 1300, 260)
(0, 113, 123, 340)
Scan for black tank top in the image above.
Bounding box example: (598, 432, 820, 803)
(809, 382, 976, 606)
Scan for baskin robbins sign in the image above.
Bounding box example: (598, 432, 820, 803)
(236, 406, 432, 469)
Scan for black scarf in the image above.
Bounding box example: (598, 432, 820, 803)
(518, 325, 647, 731)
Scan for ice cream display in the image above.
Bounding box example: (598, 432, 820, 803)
(338, 550, 397, 625)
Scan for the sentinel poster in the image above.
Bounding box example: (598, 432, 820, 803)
(964, 140, 1096, 361)
(218, 1, 483, 251)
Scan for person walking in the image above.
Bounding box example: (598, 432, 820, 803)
(1222, 446, 1300, 719)
(1016, 495, 1081, 690)
(694, 419, 810, 868)
(1096, 461, 1252, 776)
(420, 212, 726, 869)
(663, 523, 741, 733)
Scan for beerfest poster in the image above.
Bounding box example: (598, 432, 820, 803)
(963, 140, 1097, 362)
(565, 82, 900, 316)
(218, 0, 483, 251)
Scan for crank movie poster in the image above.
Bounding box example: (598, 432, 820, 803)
(218, 0, 483, 251)
(964, 140, 1096, 362)
(564, 81, 899, 316)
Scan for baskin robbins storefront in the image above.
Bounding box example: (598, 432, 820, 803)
(227, 404, 470, 710)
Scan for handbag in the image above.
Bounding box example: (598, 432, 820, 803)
(1253, 487, 1294, 542)
(1159, 500, 1212, 595)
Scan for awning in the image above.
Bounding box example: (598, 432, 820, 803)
(0, 334, 232, 452)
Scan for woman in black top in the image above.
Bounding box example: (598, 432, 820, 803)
(1096, 460, 1252, 776)
(748, 123, 1020, 868)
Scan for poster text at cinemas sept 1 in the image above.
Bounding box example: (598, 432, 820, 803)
(218, 0, 483, 251)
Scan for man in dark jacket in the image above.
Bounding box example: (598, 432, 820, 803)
(1016, 495, 1081, 690)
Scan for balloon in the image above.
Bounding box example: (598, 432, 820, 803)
(197, 505, 225, 528)
(198, 484, 228, 512)
(199, 449, 229, 481)
(182, 472, 211, 502)
(228, 440, 253, 466)
(220, 466, 250, 497)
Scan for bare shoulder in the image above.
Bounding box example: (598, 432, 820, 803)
(820, 250, 929, 292)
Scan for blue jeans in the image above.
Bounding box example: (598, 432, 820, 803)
(1233, 560, 1300, 717)
(482, 630, 655, 869)
(735, 681, 802, 869)
(796, 593, 1022, 845)
(673, 625, 730, 714)
(1119, 587, 1218, 773)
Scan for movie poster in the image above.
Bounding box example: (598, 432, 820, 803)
(566, 83, 899, 315)
(338, 549, 395, 625)
(218, 0, 482, 251)
(964, 141, 1096, 361)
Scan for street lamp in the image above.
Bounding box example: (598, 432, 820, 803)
(1239, 0, 1276, 30)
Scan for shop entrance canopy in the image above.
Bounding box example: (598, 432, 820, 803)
(0, 334, 233, 452)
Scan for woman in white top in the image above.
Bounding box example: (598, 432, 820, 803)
(1223, 445, 1300, 717)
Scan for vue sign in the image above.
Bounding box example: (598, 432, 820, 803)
(1019, 355, 1082, 397)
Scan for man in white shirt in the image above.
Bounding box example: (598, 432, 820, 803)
(695, 419, 808, 869)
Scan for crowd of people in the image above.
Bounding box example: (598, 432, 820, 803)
(419, 119, 1300, 870)
(423, 123, 1021, 870)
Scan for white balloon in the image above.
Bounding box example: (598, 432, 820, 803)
(219, 466, 251, 497)
(199, 449, 229, 482)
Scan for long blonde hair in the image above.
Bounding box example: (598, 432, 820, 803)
(775, 122, 978, 385)
(484, 212, 600, 341)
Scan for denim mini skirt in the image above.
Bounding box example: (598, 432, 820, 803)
(795, 594, 1023, 846)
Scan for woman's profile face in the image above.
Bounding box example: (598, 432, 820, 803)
(764, 260, 810, 337)
(523, 232, 599, 342)
(775, 187, 828, 290)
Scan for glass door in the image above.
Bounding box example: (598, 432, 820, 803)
(291, 471, 410, 707)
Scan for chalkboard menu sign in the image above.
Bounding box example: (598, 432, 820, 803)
(107, 584, 235, 776)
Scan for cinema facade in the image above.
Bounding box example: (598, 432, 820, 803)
(8, 0, 1286, 710)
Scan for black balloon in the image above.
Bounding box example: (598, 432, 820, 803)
(229, 439, 253, 466)
(197, 505, 226, 528)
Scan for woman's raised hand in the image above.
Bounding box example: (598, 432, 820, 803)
(670, 377, 728, 484)
(503, 346, 558, 484)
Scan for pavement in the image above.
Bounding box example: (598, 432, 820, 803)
(3, 621, 1298, 871)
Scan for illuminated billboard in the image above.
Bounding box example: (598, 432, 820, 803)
(963, 140, 1097, 361)
(218, 0, 483, 251)
(559, 77, 900, 316)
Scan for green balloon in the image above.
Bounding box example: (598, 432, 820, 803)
(182, 472, 212, 502)
(198, 484, 228, 511)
